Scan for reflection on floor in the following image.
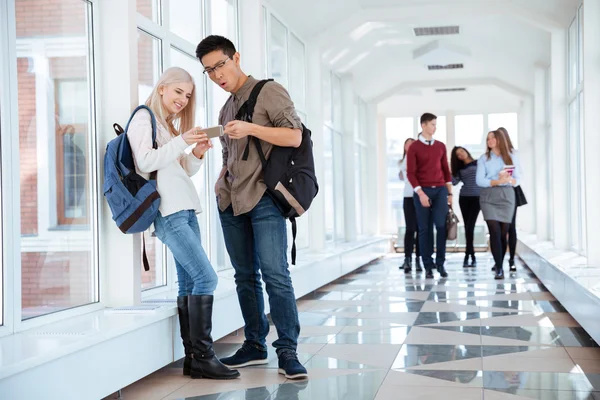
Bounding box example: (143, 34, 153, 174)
(104, 253, 600, 400)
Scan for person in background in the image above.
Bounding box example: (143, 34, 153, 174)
(399, 138, 422, 273)
(450, 146, 481, 268)
(497, 127, 520, 272)
(476, 130, 521, 280)
(407, 113, 453, 279)
(128, 67, 239, 380)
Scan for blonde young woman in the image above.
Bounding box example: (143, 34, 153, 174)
(128, 67, 239, 380)
(476, 130, 521, 280)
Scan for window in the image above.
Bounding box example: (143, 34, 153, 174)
(288, 34, 306, 112)
(385, 117, 414, 233)
(333, 132, 345, 241)
(169, 0, 203, 43)
(566, 7, 585, 253)
(269, 15, 288, 89)
(488, 113, 518, 148)
(137, 29, 165, 290)
(323, 127, 334, 241)
(354, 99, 369, 236)
(137, 0, 160, 23)
(435, 116, 447, 144)
(455, 114, 485, 158)
(16, 0, 98, 319)
(210, 0, 238, 41)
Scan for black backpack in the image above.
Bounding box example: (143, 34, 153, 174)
(236, 79, 319, 264)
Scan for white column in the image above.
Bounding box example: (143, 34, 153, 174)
(550, 29, 569, 250)
(583, 0, 600, 264)
(305, 45, 325, 250)
(518, 96, 535, 233)
(445, 111, 456, 150)
(341, 76, 357, 242)
(97, 0, 141, 306)
(238, 0, 263, 77)
(533, 68, 549, 240)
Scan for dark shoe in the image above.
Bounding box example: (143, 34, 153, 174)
(188, 295, 240, 380)
(220, 342, 269, 368)
(491, 265, 496, 272)
(177, 296, 193, 376)
(402, 258, 412, 274)
(463, 255, 469, 268)
(415, 258, 423, 272)
(509, 265, 517, 272)
(470, 255, 477, 268)
(437, 265, 448, 278)
(278, 350, 308, 380)
(494, 269, 505, 280)
(425, 268, 434, 279)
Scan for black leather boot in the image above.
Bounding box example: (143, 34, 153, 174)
(415, 258, 423, 272)
(470, 254, 477, 268)
(402, 257, 412, 274)
(437, 264, 449, 278)
(188, 295, 240, 380)
(177, 296, 193, 376)
(463, 254, 469, 268)
(494, 268, 505, 280)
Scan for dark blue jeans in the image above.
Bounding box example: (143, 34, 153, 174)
(413, 186, 449, 268)
(218, 195, 300, 353)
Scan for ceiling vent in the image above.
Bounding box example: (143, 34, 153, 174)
(428, 64, 464, 70)
(435, 88, 466, 93)
(414, 26, 460, 36)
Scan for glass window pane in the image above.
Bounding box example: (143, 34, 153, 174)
(210, 0, 238, 44)
(137, 30, 162, 105)
(568, 17, 578, 95)
(332, 74, 342, 129)
(322, 67, 332, 125)
(323, 127, 334, 241)
(170, 0, 203, 43)
(288, 33, 306, 111)
(0, 104, 3, 325)
(270, 15, 288, 89)
(435, 116, 447, 144)
(578, 6, 583, 85)
(488, 113, 518, 148)
(568, 100, 580, 250)
(578, 92, 586, 253)
(16, 0, 97, 319)
(354, 144, 363, 236)
(455, 114, 485, 158)
(137, 0, 160, 23)
(333, 132, 345, 241)
(137, 30, 165, 289)
(385, 117, 414, 233)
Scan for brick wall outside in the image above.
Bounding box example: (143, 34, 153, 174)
(17, 0, 95, 312)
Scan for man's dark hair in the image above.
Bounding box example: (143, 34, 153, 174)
(420, 113, 437, 125)
(196, 35, 236, 64)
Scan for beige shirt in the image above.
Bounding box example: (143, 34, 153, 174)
(216, 76, 302, 216)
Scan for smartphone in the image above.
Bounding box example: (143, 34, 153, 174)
(201, 125, 223, 139)
(503, 165, 515, 177)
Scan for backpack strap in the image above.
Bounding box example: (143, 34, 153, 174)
(290, 217, 297, 265)
(119, 105, 159, 180)
(239, 79, 273, 161)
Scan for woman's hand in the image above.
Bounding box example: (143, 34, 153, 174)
(192, 132, 212, 159)
(182, 127, 208, 146)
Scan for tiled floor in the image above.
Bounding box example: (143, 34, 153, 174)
(105, 253, 600, 400)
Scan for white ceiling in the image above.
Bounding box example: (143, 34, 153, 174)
(266, 0, 580, 117)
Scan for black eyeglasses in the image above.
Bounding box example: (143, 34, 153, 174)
(203, 58, 231, 76)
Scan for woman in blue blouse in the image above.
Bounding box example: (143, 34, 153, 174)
(451, 146, 480, 268)
(476, 130, 520, 280)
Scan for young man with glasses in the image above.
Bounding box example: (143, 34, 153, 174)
(195, 35, 307, 380)
(406, 113, 453, 279)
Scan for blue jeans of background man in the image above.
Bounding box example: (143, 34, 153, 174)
(413, 186, 449, 269)
(219, 195, 300, 353)
(154, 210, 218, 296)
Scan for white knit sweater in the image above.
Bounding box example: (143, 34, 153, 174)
(127, 109, 204, 217)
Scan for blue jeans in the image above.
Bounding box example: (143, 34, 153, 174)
(219, 195, 300, 352)
(413, 187, 449, 268)
(154, 210, 218, 296)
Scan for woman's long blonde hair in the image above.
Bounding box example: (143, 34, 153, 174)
(145, 67, 196, 137)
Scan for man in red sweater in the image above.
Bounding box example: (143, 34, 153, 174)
(406, 113, 453, 279)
